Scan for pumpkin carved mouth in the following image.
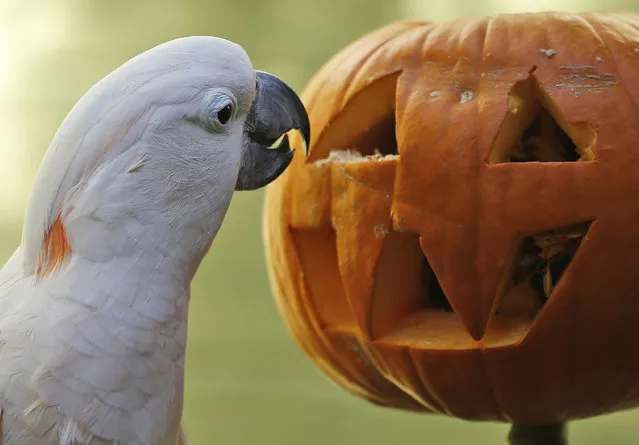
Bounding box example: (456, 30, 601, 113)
(497, 221, 593, 318)
(291, 219, 594, 350)
(368, 221, 593, 349)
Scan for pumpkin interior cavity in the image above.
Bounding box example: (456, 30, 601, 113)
(369, 232, 457, 340)
(493, 221, 593, 320)
(487, 76, 595, 164)
(371, 222, 592, 348)
(310, 72, 400, 163)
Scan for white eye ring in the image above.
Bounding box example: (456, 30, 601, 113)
(201, 90, 237, 132)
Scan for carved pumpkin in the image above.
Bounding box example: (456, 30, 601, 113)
(263, 12, 639, 424)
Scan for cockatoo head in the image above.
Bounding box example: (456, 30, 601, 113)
(21, 36, 310, 278)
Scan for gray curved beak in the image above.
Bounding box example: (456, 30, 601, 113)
(235, 71, 311, 191)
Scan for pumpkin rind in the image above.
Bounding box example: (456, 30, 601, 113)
(263, 12, 639, 423)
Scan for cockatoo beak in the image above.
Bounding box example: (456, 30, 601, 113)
(235, 70, 310, 191)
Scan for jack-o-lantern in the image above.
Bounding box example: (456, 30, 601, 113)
(263, 11, 639, 441)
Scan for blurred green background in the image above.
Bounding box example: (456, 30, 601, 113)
(1, 0, 639, 443)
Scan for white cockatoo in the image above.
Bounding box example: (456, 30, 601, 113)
(0, 36, 310, 445)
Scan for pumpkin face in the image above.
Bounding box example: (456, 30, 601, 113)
(263, 12, 639, 423)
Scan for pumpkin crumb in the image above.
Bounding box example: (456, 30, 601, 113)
(460, 90, 475, 104)
(559, 65, 595, 72)
(315, 149, 399, 165)
(539, 48, 556, 58)
(373, 224, 388, 238)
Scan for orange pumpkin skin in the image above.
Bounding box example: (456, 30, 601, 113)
(263, 12, 639, 423)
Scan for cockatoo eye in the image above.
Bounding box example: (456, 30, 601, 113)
(209, 99, 235, 131)
(217, 103, 233, 125)
(199, 90, 238, 132)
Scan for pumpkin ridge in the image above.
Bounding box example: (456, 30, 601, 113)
(478, 347, 510, 420)
(341, 34, 401, 102)
(582, 14, 639, 130)
(323, 327, 413, 406)
(290, 220, 424, 406)
(406, 348, 452, 415)
(367, 338, 442, 412)
(336, 38, 395, 108)
(307, 23, 433, 162)
(606, 11, 639, 31)
(308, 21, 421, 132)
(283, 224, 374, 397)
(302, 21, 417, 110)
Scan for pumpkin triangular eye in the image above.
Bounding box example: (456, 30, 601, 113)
(492, 220, 593, 320)
(487, 76, 595, 164)
(511, 109, 580, 162)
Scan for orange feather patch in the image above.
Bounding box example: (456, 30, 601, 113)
(36, 216, 71, 279)
(177, 425, 188, 445)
